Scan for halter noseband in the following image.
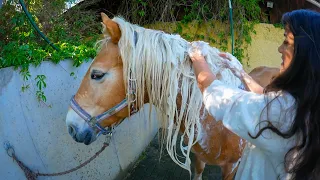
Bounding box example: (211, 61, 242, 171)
(70, 96, 129, 137)
(70, 78, 137, 138)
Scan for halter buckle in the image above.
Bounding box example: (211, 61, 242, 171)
(89, 117, 98, 127)
(105, 132, 112, 144)
(128, 78, 136, 91)
(128, 78, 137, 114)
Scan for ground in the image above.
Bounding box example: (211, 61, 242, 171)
(124, 133, 222, 180)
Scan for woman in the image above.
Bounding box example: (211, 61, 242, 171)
(188, 9, 320, 179)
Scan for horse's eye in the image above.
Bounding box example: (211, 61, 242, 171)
(91, 71, 105, 80)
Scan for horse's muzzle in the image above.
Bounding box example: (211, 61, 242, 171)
(68, 125, 96, 145)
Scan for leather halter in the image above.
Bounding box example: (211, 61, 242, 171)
(70, 96, 129, 137)
(70, 78, 137, 138)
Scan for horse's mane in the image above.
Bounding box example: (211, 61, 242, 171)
(100, 16, 242, 173)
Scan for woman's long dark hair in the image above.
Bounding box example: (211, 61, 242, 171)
(249, 10, 320, 179)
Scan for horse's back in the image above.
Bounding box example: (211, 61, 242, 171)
(249, 66, 280, 88)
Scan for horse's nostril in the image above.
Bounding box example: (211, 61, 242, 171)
(68, 125, 76, 136)
(84, 132, 93, 145)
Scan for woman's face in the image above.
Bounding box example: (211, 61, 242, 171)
(278, 26, 295, 73)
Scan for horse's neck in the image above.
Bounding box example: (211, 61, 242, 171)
(140, 76, 184, 109)
(141, 77, 203, 120)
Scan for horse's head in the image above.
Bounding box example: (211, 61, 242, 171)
(65, 13, 132, 145)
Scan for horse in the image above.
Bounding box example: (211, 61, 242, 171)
(65, 13, 279, 180)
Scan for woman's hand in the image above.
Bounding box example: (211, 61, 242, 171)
(219, 52, 245, 78)
(219, 52, 264, 94)
(188, 41, 209, 62)
(188, 41, 216, 92)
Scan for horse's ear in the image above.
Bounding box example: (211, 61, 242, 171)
(100, 12, 121, 44)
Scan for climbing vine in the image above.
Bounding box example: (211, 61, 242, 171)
(0, 0, 99, 103)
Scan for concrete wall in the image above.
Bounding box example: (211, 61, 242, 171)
(0, 60, 158, 180)
(242, 23, 283, 72)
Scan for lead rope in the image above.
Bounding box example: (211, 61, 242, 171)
(3, 134, 112, 180)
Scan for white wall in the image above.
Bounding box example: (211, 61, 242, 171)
(0, 60, 158, 180)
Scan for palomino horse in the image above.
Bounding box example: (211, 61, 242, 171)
(65, 13, 279, 180)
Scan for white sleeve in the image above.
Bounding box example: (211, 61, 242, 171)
(203, 80, 296, 151)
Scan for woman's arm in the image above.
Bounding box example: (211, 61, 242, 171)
(203, 81, 295, 152)
(239, 70, 264, 94)
(191, 55, 217, 92)
(188, 41, 217, 92)
(219, 53, 264, 94)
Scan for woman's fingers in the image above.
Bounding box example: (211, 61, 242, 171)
(218, 53, 231, 61)
(221, 59, 231, 68)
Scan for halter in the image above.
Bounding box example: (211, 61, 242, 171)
(70, 97, 128, 137)
(70, 78, 137, 138)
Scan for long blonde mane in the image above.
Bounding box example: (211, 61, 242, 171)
(101, 17, 242, 173)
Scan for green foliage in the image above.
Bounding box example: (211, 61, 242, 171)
(20, 68, 31, 81)
(0, 4, 98, 69)
(174, 23, 183, 34)
(0, 0, 99, 102)
(232, 0, 262, 63)
(239, 0, 262, 20)
(21, 84, 30, 92)
(35, 75, 46, 91)
(234, 39, 245, 61)
(36, 90, 47, 102)
(171, 0, 262, 63)
(181, 0, 201, 24)
(137, 0, 147, 17)
(35, 74, 47, 102)
(273, 23, 284, 29)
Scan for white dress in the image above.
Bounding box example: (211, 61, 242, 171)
(203, 80, 297, 180)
